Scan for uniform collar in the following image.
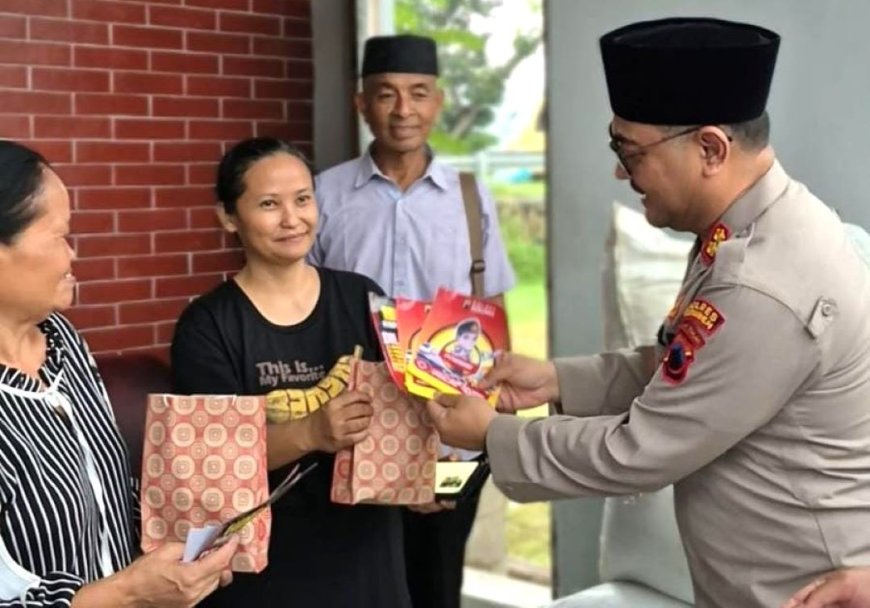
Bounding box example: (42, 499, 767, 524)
(699, 159, 789, 265)
(353, 145, 448, 191)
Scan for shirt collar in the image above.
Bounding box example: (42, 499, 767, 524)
(353, 145, 449, 191)
(699, 159, 789, 265)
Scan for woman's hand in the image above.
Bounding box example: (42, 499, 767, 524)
(302, 390, 374, 453)
(73, 537, 238, 608)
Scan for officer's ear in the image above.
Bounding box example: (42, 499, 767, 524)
(216, 204, 238, 234)
(697, 126, 730, 175)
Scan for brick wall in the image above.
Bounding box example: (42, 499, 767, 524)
(0, 0, 313, 357)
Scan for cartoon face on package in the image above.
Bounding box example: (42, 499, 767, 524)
(405, 288, 508, 405)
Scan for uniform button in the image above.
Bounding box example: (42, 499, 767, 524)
(821, 302, 834, 317)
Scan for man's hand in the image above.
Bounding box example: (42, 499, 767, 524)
(477, 352, 559, 414)
(426, 393, 496, 451)
(782, 567, 870, 608)
(303, 390, 373, 453)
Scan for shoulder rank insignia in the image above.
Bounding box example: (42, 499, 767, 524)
(700, 222, 731, 265)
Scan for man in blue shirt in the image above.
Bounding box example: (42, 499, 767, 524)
(311, 34, 515, 608)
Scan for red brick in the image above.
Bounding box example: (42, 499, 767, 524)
(0, 116, 30, 139)
(153, 142, 221, 163)
(118, 208, 186, 231)
(74, 47, 148, 70)
(0, 15, 26, 38)
(187, 75, 250, 98)
(31, 18, 109, 44)
(55, 164, 113, 187)
(156, 319, 176, 344)
(253, 37, 310, 59)
(72, 0, 146, 24)
(76, 93, 149, 116)
(187, 164, 219, 187)
(149, 5, 215, 30)
(192, 249, 245, 273)
(155, 229, 223, 253)
(0, 0, 68, 17)
(152, 51, 218, 74)
(219, 12, 280, 36)
(186, 0, 249, 9)
(188, 119, 253, 141)
(189, 206, 221, 228)
(222, 99, 283, 120)
(186, 31, 250, 55)
(285, 60, 313, 80)
(118, 254, 188, 278)
(32, 68, 109, 93)
(76, 141, 151, 164)
(223, 55, 283, 78)
(70, 211, 115, 234)
(0, 66, 27, 89)
(254, 78, 312, 100)
(121, 344, 171, 361)
(20, 140, 73, 164)
(2, 92, 71, 115)
(35, 116, 109, 138)
(222, 232, 241, 249)
(115, 119, 185, 140)
(0, 41, 69, 67)
(155, 186, 215, 208)
(252, 0, 309, 18)
(120, 297, 187, 324)
(77, 187, 152, 210)
(72, 257, 115, 281)
(155, 273, 222, 298)
(152, 96, 219, 118)
(82, 325, 155, 351)
(77, 234, 151, 258)
(282, 18, 311, 38)
(78, 278, 152, 304)
(112, 24, 183, 49)
(285, 101, 311, 121)
(113, 71, 182, 95)
(254, 120, 310, 141)
(66, 305, 117, 329)
(115, 165, 186, 187)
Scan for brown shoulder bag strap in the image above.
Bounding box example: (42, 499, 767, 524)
(459, 172, 485, 298)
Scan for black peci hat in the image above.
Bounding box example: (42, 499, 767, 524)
(361, 34, 439, 78)
(600, 18, 780, 125)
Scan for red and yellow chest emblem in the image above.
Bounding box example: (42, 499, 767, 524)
(661, 298, 725, 384)
(700, 222, 731, 265)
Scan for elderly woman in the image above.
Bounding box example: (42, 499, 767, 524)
(170, 137, 411, 607)
(0, 140, 235, 607)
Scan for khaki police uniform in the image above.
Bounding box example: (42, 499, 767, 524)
(486, 161, 870, 607)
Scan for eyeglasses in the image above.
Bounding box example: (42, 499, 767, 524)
(608, 125, 703, 174)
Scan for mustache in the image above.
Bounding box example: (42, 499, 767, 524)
(630, 180, 645, 195)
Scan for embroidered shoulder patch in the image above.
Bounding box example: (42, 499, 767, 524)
(660, 299, 726, 384)
(681, 299, 725, 335)
(701, 222, 731, 265)
(662, 335, 694, 384)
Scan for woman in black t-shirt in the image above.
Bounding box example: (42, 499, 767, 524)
(171, 138, 411, 607)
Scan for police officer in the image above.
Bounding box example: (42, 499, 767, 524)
(426, 17, 870, 608)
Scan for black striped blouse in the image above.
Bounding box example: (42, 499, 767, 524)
(0, 313, 136, 606)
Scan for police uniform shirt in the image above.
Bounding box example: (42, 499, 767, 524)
(486, 161, 870, 607)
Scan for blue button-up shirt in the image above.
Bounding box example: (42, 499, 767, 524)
(311, 149, 515, 301)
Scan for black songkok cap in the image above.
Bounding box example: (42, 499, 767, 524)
(600, 17, 780, 125)
(361, 34, 439, 78)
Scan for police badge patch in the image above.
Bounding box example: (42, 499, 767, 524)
(662, 298, 726, 384)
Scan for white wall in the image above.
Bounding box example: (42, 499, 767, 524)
(546, 0, 870, 597)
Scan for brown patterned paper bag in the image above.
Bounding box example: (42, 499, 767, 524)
(140, 394, 270, 572)
(331, 359, 439, 505)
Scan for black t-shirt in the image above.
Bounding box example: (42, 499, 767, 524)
(171, 267, 410, 608)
